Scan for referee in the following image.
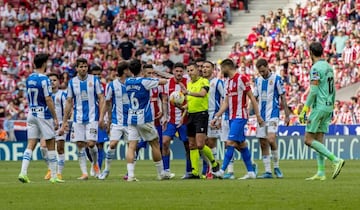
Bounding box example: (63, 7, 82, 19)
(181, 62, 220, 178)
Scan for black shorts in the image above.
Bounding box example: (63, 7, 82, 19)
(187, 111, 209, 137)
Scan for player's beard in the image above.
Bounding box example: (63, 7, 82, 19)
(223, 72, 229, 78)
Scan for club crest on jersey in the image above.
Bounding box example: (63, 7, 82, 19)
(269, 80, 273, 85)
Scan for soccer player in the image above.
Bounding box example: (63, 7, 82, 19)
(181, 62, 220, 179)
(201, 60, 224, 178)
(98, 62, 130, 180)
(254, 58, 290, 179)
(59, 58, 106, 180)
(88, 65, 109, 174)
(299, 42, 345, 180)
(162, 62, 191, 178)
(48, 73, 67, 181)
(125, 59, 168, 181)
(211, 59, 263, 180)
(18, 53, 61, 183)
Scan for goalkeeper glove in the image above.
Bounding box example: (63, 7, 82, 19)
(299, 105, 309, 124)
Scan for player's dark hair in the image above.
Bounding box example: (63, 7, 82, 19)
(76, 58, 88, 67)
(220, 59, 236, 69)
(47, 72, 60, 79)
(117, 61, 129, 77)
(142, 64, 153, 69)
(187, 62, 197, 68)
(309, 42, 323, 57)
(173, 62, 185, 69)
(89, 65, 102, 74)
(129, 59, 142, 76)
(33, 53, 49, 69)
(195, 57, 205, 63)
(204, 60, 215, 69)
(256, 58, 268, 69)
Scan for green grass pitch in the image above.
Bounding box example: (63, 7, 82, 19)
(1, 160, 360, 210)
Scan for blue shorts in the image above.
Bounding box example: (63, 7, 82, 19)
(228, 119, 248, 142)
(97, 128, 109, 143)
(163, 122, 188, 142)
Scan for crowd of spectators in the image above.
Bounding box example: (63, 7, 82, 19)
(0, 0, 359, 141)
(225, 0, 360, 125)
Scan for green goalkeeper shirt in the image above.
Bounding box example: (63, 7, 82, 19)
(309, 59, 335, 113)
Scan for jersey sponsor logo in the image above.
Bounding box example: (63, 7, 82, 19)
(312, 71, 320, 80)
(269, 80, 273, 85)
(30, 107, 44, 112)
(129, 109, 144, 115)
(81, 90, 88, 100)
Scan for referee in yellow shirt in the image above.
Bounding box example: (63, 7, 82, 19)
(182, 62, 220, 178)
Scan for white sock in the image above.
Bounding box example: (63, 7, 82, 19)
(48, 150, 57, 179)
(78, 148, 88, 175)
(57, 154, 65, 175)
(89, 145, 98, 166)
(154, 161, 164, 176)
(271, 150, 279, 168)
(127, 163, 135, 178)
(211, 147, 217, 160)
(105, 149, 115, 171)
(227, 158, 234, 173)
(40, 147, 49, 168)
(263, 155, 271, 173)
(20, 149, 32, 175)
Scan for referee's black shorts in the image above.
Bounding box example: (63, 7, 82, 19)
(187, 111, 209, 137)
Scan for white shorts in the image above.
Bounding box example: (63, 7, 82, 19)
(256, 118, 279, 138)
(109, 124, 128, 141)
(70, 121, 98, 142)
(128, 123, 158, 141)
(27, 115, 55, 140)
(220, 119, 229, 142)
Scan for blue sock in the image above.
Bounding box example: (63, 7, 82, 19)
(98, 148, 104, 170)
(222, 146, 234, 171)
(162, 155, 170, 171)
(240, 147, 253, 172)
(138, 140, 147, 149)
(202, 160, 208, 175)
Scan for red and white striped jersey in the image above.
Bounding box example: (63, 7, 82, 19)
(163, 77, 188, 124)
(338, 111, 354, 124)
(150, 85, 164, 126)
(69, 8, 84, 22)
(342, 46, 355, 64)
(225, 72, 251, 120)
(115, 20, 127, 32)
(63, 50, 78, 64)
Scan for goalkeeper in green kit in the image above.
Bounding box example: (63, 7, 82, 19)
(299, 42, 345, 180)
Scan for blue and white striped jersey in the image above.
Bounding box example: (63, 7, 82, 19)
(67, 74, 103, 123)
(106, 79, 129, 126)
(52, 90, 67, 123)
(208, 78, 224, 119)
(125, 77, 159, 125)
(253, 73, 285, 121)
(26, 73, 53, 119)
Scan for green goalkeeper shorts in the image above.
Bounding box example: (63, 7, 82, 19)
(305, 110, 332, 133)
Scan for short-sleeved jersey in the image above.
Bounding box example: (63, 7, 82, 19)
(67, 74, 103, 123)
(52, 90, 67, 123)
(106, 79, 129, 126)
(310, 59, 335, 112)
(26, 73, 53, 119)
(163, 77, 188, 124)
(208, 78, 225, 119)
(187, 77, 209, 113)
(225, 72, 251, 120)
(253, 73, 285, 121)
(125, 77, 159, 125)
